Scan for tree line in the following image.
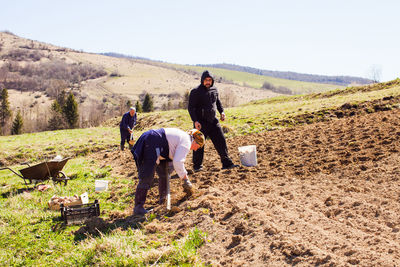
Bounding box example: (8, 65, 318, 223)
(0, 88, 79, 135)
(0, 89, 161, 135)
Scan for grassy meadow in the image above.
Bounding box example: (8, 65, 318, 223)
(164, 63, 344, 94)
(1, 79, 399, 265)
(0, 156, 206, 265)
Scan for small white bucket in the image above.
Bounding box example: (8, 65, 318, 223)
(238, 145, 257, 167)
(95, 180, 109, 192)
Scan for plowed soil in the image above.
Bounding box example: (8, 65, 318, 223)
(91, 108, 400, 266)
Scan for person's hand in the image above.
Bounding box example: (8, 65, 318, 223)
(128, 129, 133, 134)
(194, 121, 201, 130)
(181, 174, 188, 182)
(220, 113, 226, 121)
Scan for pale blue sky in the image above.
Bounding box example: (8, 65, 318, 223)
(1, 0, 399, 81)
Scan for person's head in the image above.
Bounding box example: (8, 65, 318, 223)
(188, 129, 205, 151)
(201, 70, 214, 89)
(129, 107, 136, 116)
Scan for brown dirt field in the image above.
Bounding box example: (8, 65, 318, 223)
(91, 108, 400, 266)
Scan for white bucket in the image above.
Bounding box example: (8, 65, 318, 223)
(95, 180, 109, 192)
(238, 145, 257, 167)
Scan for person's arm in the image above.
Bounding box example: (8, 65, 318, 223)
(121, 113, 129, 130)
(172, 145, 189, 179)
(188, 89, 199, 123)
(215, 90, 225, 121)
(216, 90, 224, 114)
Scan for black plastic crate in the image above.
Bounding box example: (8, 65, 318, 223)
(60, 200, 100, 225)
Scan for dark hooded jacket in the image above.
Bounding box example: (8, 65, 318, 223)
(188, 71, 224, 124)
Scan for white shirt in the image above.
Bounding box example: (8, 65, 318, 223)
(164, 128, 191, 178)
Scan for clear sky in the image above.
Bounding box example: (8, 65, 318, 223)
(1, 0, 399, 81)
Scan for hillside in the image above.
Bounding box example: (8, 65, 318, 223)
(2, 79, 400, 265)
(1, 79, 399, 167)
(102, 53, 345, 94)
(0, 32, 277, 134)
(198, 63, 373, 86)
(160, 63, 344, 95)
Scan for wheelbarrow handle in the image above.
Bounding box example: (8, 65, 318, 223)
(0, 167, 24, 179)
(20, 162, 31, 167)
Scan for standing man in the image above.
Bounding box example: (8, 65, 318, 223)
(131, 128, 205, 215)
(120, 107, 137, 151)
(188, 70, 239, 171)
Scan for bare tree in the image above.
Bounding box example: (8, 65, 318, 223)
(367, 65, 382, 83)
(220, 88, 238, 108)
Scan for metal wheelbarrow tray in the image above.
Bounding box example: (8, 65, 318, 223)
(1, 157, 71, 187)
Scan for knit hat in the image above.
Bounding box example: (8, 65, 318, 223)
(200, 70, 214, 87)
(188, 129, 205, 148)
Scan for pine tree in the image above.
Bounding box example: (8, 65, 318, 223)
(142, 93, 154, 113)
(11, 110, 23, 135)
(135, 100, 143, 113)
(63, 93, 79, 128)
(0, 88, 12, 135)
(57, 90, 67, 108)
(48, 100, 67, 130)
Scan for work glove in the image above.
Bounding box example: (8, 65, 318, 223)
(182, 179, 193, 194)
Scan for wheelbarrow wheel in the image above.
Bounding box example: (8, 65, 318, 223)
(53, 171, 69, 186)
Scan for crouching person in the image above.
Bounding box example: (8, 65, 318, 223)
(131, 128, 205, 215)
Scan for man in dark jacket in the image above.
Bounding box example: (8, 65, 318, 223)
(119, 107, 137, 150)
(188, 70, 239, 171)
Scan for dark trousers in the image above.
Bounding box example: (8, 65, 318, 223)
(120, 128, 130, 148)
(193, 120, 233, 168)
(136, 160, 168, 191)
(135, 160, 169, 207)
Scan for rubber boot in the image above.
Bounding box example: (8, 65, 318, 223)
(156, 161, 168, 204)
(134, 188, 148, 215)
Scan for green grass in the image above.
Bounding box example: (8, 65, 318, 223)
(227, 84, 400, 134)
(0, 127, 117, 165)
(162, 63, 343, 94)
(0, 157, 207, 266)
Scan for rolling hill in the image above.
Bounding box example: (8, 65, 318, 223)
(197, 63, 373, 86)
(0, 31, 374, 136)
(0, 31, 281, 133)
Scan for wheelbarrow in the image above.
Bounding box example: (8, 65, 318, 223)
(0, 157, 71, 187)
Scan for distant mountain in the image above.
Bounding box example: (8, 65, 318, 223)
(196, 63, 373, 86)
(99, 52, 151, 61)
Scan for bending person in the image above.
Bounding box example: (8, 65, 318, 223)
(131, 128, 205, 215)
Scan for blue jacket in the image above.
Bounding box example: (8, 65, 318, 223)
(131, 128, 170, 179)
(119, 112, 137, 131)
